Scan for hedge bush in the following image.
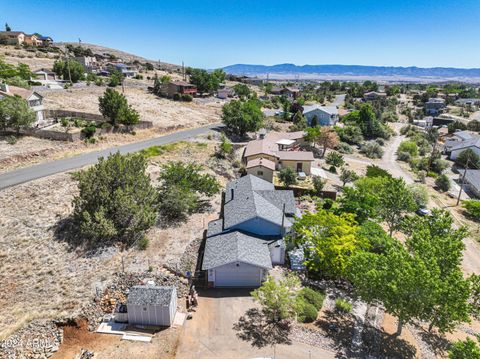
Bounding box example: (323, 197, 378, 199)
(299, 287, 325, 310)
(335, 298, 353, 313)
(297, 298, 318, 323)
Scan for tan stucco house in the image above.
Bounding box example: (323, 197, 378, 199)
(243, 131, 315, 182)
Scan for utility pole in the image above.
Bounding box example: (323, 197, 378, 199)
(456, 158, 469, 206)
(182, 61, 186, 81)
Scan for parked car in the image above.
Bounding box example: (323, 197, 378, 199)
(416, 207, 431, 216)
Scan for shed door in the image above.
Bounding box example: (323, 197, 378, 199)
(215, 263, 262, 287)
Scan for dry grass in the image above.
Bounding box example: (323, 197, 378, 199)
(0, 140, 229, 340)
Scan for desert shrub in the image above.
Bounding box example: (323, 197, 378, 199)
(397, 140, 418, 157)
(360, 141, 384, 158)
(409, 184, 429, 208)
(397, 151, 411, 162)
(182, 94, 193, 102)
(366, 165, 392, 178)
(137, 237, 149, 250)
(335, 142, 353, 154)
(173, 93, 181, 101)
(462, 200, 480, 219)
(335, 298, 353, 313)
(298, 287, 325, 310)
(435, 174, 450, 192)
(81, 125, 96, 138)
(5, 135, 17, 145)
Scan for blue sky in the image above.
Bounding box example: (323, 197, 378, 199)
(1, 0, 479, 69)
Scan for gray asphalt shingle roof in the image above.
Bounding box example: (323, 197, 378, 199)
(450, 138, 480, 152)
(202, 231, 273, 270)
(465, 170, 480, 191)
(223, 175, 294, 230)
(127, 286, 175, 306)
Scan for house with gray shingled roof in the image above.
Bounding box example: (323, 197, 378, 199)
(202, 175, 295, 287)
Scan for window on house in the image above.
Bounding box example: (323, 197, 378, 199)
(257, 171, 264, 176)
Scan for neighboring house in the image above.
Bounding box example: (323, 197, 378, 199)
(0, 84, 46, 127)
(246, 157, 275, 182)
(302, 105, 339, 126)
(217, 87, 234, 99)
(38, 36, 53, 46)
(443, 130, 479, 153)
(281, 87, 301, 100)
(413, 116, 433, 129)
(464, 170, 480, 198)
(363, 91, 387, 101)
(269, 87, 284, 95)
(202, 175, 295, 287)
(0, 31, 25, 45)
(24, 34, 42, 46)
(31, 69, 57, 81)
(243, 77, 264, 86)
(449, 137, 480, 161)
(126, 285, 177, 327)
(75, 56, 98, 72)
(243, 131, 314, 179)
(160, 81, 197, 98)
(425, 98, 446, 116)
(30, 69, 62, 89)
(114, 63, 137, 77)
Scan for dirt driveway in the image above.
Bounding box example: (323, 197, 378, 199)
(175, 289, 336, 359)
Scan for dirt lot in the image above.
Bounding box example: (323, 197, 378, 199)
(0, 82, 224, 172)
(0, 139, 230, 352)
(0, 45, 57, 69)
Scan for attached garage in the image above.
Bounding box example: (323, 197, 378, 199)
(202, 231, 273, 288)
(213, 262, 264, 287)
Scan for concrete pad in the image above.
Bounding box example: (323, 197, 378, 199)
(122, 334, 152, 342)
(96, 321, 127, 335)
(173, 312, 187, 327)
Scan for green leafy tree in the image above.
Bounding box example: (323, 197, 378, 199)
(290, 210, 365, 278)
(366, 165, 392, 178)
(435, 174, 451, 192)
(72, 152, 158, 246)
(98, 88, 139, 126)
(339, 167, 359, 187)
(221, 99, 264, 136)
(188, 68, 224, 93)
(449, 336, 480, 359)
(233, 83, 251, 98)
(304, 126, 321, 147)
(108, 68, 124, 87)
(52, 59, 85, 83)
(337, 176, 386, 222)
(312, 176, 325, 195)
(377, 177, 416, 235)
(251, 274, 301, 322)
(278, 167, 297, 188)
(402, 210, 470, 332)
(358, 103, 387, 139)
(158, 161, 220, 220)
(0, 95, 36, 133)
(325, 151, 344, 169)
(348, 242, 432, 335)
(456, 148, 480, 168)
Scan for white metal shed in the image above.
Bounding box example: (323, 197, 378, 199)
(126, 285, 177, 327)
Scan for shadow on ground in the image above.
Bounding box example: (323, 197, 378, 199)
(316, 310, 417, 359)
(233, 308, 292, 348)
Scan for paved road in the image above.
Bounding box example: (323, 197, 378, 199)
(0, 124, 222, 190)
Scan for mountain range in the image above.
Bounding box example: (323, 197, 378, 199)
(222, 63, 480, 81)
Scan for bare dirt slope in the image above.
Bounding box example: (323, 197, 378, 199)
(0, 140, 228, 344)
(0, 45, 57, 69)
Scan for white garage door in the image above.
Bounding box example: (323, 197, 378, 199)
(214, 263, 262, 287)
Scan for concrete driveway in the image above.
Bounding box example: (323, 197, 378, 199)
(175, 289, 336, 359)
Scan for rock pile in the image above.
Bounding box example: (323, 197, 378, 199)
(0, 320, 62, 359)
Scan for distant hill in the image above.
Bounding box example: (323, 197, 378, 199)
(57, 42, 181, 70)
(223, 63, 480, 82)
